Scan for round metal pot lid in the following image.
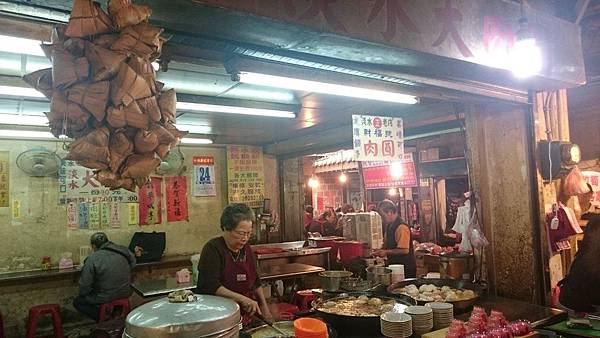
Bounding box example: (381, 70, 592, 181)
(124, 294, 241, 338)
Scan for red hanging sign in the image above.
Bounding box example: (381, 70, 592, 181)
(362, 161, 417, 189)
(166, 176, 189, 222)
(138, 177, 162, 225)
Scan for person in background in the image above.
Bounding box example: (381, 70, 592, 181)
(367, 203, 378, 212)
(308, 210, 337, 236)
(196, 204, 272, 324)
(73, 232, 136, 321)
(559, 216, 600, 315)
(341, 204, 355, 214)
(373, 200, 416, 278)
(303, 205, 314, 230)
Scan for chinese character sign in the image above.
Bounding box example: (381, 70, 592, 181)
(0, 151, 9, 207)
(352, 115, 404, 161)
(166, 176, 189, 222)
(362, 153, 417, 189)
(583, 171, 600, 206)
(138, 177, 162, 226)
(193, 156, 216, 197)
(227, 146, 265, 208)
(58, 160, 137, 205)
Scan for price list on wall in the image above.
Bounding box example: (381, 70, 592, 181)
(227, 146, 265, 208)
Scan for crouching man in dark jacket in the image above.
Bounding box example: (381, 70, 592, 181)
(73, 232, 136, 321)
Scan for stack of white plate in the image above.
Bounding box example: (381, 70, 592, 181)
(405, 305, 434, 336)
(426, 302, 454, 330)
(380, 312, 412, 338)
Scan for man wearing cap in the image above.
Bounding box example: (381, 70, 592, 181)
(73, 232, 136, 321)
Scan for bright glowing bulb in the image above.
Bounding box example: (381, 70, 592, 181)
(390, 161, 404, 178)
(308, 177, 319, 188)
(0, 114, 48, 126)
(509, 38, 542, 78)
(388, 188, 397, 196)
(0, 85, 46, 98)
(151, 61, 160, 71)
(238, 72, 418, 104)
(177, 101, 295, 118)
(0, 35, 47, 56)
(338, 172, 347, 183)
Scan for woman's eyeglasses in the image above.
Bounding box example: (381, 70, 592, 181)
(232, 230, 252, 238)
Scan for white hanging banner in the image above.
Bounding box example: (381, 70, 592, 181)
(352, 115, 404, 161)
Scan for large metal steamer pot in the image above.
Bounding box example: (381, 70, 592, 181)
(123, 295, 242, 338)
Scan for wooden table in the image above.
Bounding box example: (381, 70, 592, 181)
(259, 263, 324, 281)
(131, 277, 195, 298)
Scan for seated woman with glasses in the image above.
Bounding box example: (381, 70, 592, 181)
(196, 203, 272, 323)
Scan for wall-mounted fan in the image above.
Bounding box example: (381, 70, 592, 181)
(156, 147, 186, 175)
(16, 148, 62, 177)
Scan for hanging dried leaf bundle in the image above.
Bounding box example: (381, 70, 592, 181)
(108, 0, 152, 30)
(65, 0, 113, 38)
(22, 0, 187, 191)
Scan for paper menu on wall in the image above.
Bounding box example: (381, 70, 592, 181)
(67, 202, 78, 229)
(12, 200, 21, 219)
(100, 203, 110, 228)
(78, 203, 89, 229)
(0, 151, 9, 208)
(110, 202, 120, 228)
(128, 203, 138, 226)
(88, 203, 100, 229)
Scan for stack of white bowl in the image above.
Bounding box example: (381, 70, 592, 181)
(405, 305, 434, 336)
(425, 302, 454, 330)
(380, 312, 412, 338)
(388, 264, 405, 283)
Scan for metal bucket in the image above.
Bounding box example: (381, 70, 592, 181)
(365, 266, 392, 286)
(319, 270, 353, 292)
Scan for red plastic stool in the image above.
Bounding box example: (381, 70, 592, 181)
(269, 302, 300, 321)
(98, 298, 131, 323)
(26, 304, 64, 338)
(293, 290, 317, 311)
(0, 311, 5, 338)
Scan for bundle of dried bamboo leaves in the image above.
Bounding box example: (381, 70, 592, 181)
(23, 0, 186, 191)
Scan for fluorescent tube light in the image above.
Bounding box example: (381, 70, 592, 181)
(175, 124, 212, 134)
(237, 72, 418, 104)
(0, 85, 46, 98)
(177, 101, 295, 118)
(0, 129, 55, 139)
(180, 137, 213, 145)
(0, 114, 48, 126)
(0, 35, 47, 57)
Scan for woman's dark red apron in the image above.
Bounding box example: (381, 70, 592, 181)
(222, 244, 258, 325)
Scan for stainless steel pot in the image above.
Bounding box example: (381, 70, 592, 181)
(123, 294, 241, 338)
(439, 252, 475, 280)
(365, 266, 392, 286)
(244, 321, 295, 338)
(319, 270, 353, 292)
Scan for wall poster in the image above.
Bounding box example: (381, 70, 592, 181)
(138, 177, 162, 225)
(192, 156, 216, 197)
(166, 176, 189, 222)
(227, 146, 265, 208)
(0, 151, 9, 207)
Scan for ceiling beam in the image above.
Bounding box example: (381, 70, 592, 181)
(575, 0, 592, 25)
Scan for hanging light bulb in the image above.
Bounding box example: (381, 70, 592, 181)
(339, 172, 347, 184)
(509, 12, 542, 77)
(388, 188, 397, 196)
(308, 177, 319, 188)
(390, 161, 404, 179)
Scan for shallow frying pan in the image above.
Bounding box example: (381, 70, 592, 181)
(387, 278, 484, 312)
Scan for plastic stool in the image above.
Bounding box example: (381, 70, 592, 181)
(0, 311, 5, 338)
(98, 298, 131, 323)
(270, 302, 300, 321)
(293, 290, 316, 311)
(25, 304, 64, 338)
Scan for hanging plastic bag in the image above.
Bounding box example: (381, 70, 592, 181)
(467, 207, 489, 249)
(563, 165, 591, 197)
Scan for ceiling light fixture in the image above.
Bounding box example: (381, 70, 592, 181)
(179, 137, 214, 145)
(388, 188, 397, 196)
(0, 35, 47, 57)
(339, 172, 347, 184)
(308, 177, 319, 189)
(0, 129, 55, 139)
(236, 72, 418, 104)
(390, 161, 404, 178)
(175, 124, 212, 135)
(0, 85, 46, 99)
(177, 101, 295, 118)
(0, 114, 48, 126)
(509, 2, 542, 78)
